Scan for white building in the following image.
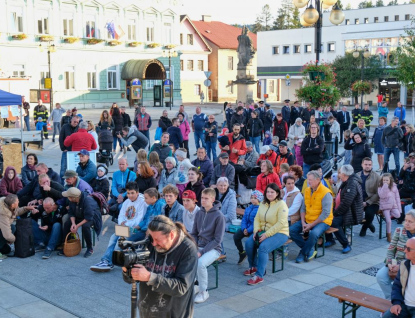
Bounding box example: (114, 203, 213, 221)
(0, 0, 183, 109)
(257, 4, 414, 107)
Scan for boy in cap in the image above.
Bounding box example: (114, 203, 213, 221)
(182, 190, 200, 232)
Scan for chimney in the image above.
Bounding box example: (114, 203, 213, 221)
(202, 15, 211, 22)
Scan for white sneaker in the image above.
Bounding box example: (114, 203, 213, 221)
(194, 285, 200, 295)
(194, 290, 209, 303)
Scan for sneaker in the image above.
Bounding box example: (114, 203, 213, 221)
(342, 246, 352, 254)
(218, 254, 227, 262)
(0, 253, 7, 260)
(243, 267, 257, 276)
(35, 244, 46, 253)
(237, 251, 247, 265)
(90, 260, 114, 272)
(306, 250, 317, 262)
(324, 240, 336, 248)
(194, 290, 209, 303)
(194, 285, 200, 295)
(295, 252, 305, 263)
(84, 248, 94, 258)
(247, 275, 264, 285)
(42, 248, 52, 259)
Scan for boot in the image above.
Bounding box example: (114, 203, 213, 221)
(386, 233, 392, 243)
(359, 226, 367, 237)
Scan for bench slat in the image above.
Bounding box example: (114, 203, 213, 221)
(325, 286, 390, 313)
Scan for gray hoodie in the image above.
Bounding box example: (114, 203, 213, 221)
(190, 200, 225, 255)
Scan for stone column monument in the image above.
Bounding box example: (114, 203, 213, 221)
(233, 26, 256, 104)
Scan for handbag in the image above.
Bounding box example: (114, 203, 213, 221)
(154, 127, 162, 141)
(63, 232, 81, 257)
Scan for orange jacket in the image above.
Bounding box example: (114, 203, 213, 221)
(256, 172, 282, 194)
(219, 133, 247, 164)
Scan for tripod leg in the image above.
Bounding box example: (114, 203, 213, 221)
(131, 282, 138, 318)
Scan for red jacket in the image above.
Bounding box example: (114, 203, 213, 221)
(256, 172, 282, 194)
(257, 150, 277, 165)
(219, 133, 247, 164)
(63, 129, 97, 151)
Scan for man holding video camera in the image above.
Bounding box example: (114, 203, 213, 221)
(123, 215, 198, 318)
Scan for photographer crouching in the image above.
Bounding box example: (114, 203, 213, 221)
(122, 215, 198, 318)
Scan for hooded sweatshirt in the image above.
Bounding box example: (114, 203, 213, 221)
(190, 200, 225, 255)
(0, 197, 29, 243)
(118, 194, 148, 228)
(0, 167, 23, 196)
(123, 230, 198, 318)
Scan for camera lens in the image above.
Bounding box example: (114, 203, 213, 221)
(112, 251, 125, 267)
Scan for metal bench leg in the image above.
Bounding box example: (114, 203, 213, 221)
(207, 261, 219, 291)
(272, 250, 276, 273)
(342, 301, 360, 318)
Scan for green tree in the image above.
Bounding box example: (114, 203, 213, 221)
(345, 3, 353, 10)
(273, 7, 288, 30)
(358, 0, 374, 8)
(395, 18, 415, 105)
(387, 0, 398, 5)
(252, 4, 273, 33)
(289, 7, 302, 29)
(332, 52, 384, 103)
(376, 0, 384, 6)
(337, 0, 345, 9)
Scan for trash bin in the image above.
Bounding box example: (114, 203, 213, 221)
(165, 102, 171, 108)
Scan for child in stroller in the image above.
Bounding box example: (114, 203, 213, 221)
(98, 129, 114, 166)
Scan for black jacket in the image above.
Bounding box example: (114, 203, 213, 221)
(18, 168, 61, 200)
(230, 113, 245, 129)
(333, 174, 364, 226)
(399, 167, 415, 192)
(123, 232, 198, 318)
(90, 178, 110, 199)
(166, 126, 183, 149)
(301, 108, 315, 124)
(39, 181, 64, 202)
(290, 106, 303, 126)
(344, 140, 372, 173)
(60, 115, 71, 127)
(247, 118, 264, 137)
(68, 192, 102, 235)
(300, 135, 325, 164)
(112, 115, 124, 136)
(159, 116, 172, 132)
(337, 111, 351, 126)
(135, 176, 157, 193)
(21, 165, 37, 187)
(59, 123, 79, 151)
(32, 205, 67, 231)
(150, 143, 172, 166)
(263, 109, 273, 130)
(351, 108, 361, 124)
(204, 121, 218, 143)
(122, 113, 131, 127)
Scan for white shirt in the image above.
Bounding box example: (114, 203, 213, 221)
(405, 262, 415, 307)
(282, 186, 303, 219)
(183, 205, 200, 232)
(118, 194, 148, 228)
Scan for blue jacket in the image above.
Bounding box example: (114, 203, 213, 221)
(377, 106, 389, 118)
(111, 169, 136, 198)
(192, 155, 213, 186)
(394, 107, 406, 121)
(241, 204, 259, 234)
(139, 198, 166, 231)
(391, 259, 411, 306)
(76, 159, 97, 184)
(166, 126, 183, 149)
(192, 113, 208, 131)
(162, 200, 185, 223)
(216, 188, 237, 230)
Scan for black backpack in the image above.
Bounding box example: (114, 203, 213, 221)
(14, 217, 35, 258)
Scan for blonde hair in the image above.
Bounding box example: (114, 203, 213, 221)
(136, 149, 147, 162)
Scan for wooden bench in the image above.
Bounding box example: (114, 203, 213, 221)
(315, 227, 339, 258)
(236, 208, 245, 216)
(271, 239, 292, 273)
(325, 286, 391, 318)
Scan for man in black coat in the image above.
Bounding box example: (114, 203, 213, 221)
(166, 118, 183, 150)
(281, 99, 291, 126)
(337, 106, 351, 143)
(120, 106, 131, 127)
(59, 116, 79, 179)
(325, 165, 363, 254)
(300, 102, 315, 131)
(289, 101, 303, 126)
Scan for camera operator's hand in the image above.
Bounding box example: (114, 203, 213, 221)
(131, 264, 151, 282)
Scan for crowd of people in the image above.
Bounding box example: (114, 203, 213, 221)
(0, 100, 414, 317)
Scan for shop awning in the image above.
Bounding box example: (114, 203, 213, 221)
(121, 59, 166, 80)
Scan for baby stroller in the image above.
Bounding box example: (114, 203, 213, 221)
(98, 130, 114, 167)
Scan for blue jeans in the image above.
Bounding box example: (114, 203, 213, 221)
(102, 231, 146, 265)
(52, 122, 61, 141)
(376, 265, 393, 300)
(24, 116, 30, 131)
(60, 151, 68, 179)
(113, 136, 122, 150)
(289, 221, 329, 257)
(194, 130, 206, 150)
(383, 147, 400, 173)
(303, 163, 311, 176)
(382, 303, 415, 318)
(250, 136, 261, 154)
(205, 141, 217, 161)
(245, 233, 288, 278)
(32, 220, 62, 250)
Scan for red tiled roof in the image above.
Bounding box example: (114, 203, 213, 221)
(191, 20, 257, 50)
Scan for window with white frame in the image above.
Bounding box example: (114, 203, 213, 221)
(194, 84, 201, 96)
(85, 15, 96, 38)
(107, 66, 117, 89)
(127, 19, 136, 40)
(187, 34, 193, 45)
(146, 80, 155, 89)
(12, 65, 25, 78)
(305, 44, 312, 53)
(272, 46, 279, 54)
(164, 23, 172, 43)
(10, 7, 23, 33)
(228, 56, 233, 70)
(180, 33, 183, 45)
(187, 60, 194, 71)
(294, 45, 300, 53)
(87, 66, 97, 89)
(146, 22, 154, 42)
(40, 66, 50, 89)
(37, 10, 50, 34)
(283, 46, 290, 54)
(65, 66, 75, 90)
(62, 14, 74, 36)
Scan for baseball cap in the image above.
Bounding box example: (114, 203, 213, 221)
(279, 140, 288, 147)
(62, 187, 81, 198)
(259, 100, 264, 104)
(182, 190, 197, 202)
(260, 145, 270, 154)
(78, 149, 90, 156)
(219, 152, 229, 159)
(409, 152, 415, 158)
(63, 170, 78, 178)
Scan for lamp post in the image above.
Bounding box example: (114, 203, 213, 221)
(39, 42, 56, 112)
(162, 48, 178, 110)
(294, 0, 345, 63)
(353, 47, 371, 109)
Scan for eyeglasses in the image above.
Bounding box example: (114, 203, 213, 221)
(404, 245, 413, 252)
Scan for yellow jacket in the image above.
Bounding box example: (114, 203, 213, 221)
(254, 200, 289, 238)
(304, 182, 333, 226)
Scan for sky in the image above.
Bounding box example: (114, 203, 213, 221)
(179, 0, 406, 24)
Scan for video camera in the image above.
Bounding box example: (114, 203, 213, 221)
(112, 225, 151, 271)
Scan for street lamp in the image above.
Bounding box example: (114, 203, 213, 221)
(295, 0, 345, 63)
(39, 42, 56, 112)
(353, 46, 371, 109)
(162, 48, 178, 110)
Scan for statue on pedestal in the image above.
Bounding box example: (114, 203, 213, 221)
(237, 26, 255, 69)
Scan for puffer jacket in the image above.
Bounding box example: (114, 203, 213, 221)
(378, 183, 401, 211)
(215, 188, 237, 230)
(63, 128, 97, 151)
(241, 204, 259, 234)
(158, 168, 177, 193)
(21, 164, 37, 187)
(344, 139, 372, 173)
(0, 197, 29, 243)
(333, 174, 364, 226)
(247, 117, 264, 138)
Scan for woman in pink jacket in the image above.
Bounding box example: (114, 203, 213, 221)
(378, 173, 401, 242)
(178, 113, 190, 158)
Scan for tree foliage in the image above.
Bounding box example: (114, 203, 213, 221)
(331, 52, 384, 99)
(252, 4, 273, 33)
(358, 0, 374, 8)
(387, 0, 398, 5)
(375, 0, 384, 6)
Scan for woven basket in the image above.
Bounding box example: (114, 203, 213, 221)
(63, 232, 81, 257)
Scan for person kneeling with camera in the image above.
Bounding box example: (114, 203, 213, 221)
(123, 215, 198, 318)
